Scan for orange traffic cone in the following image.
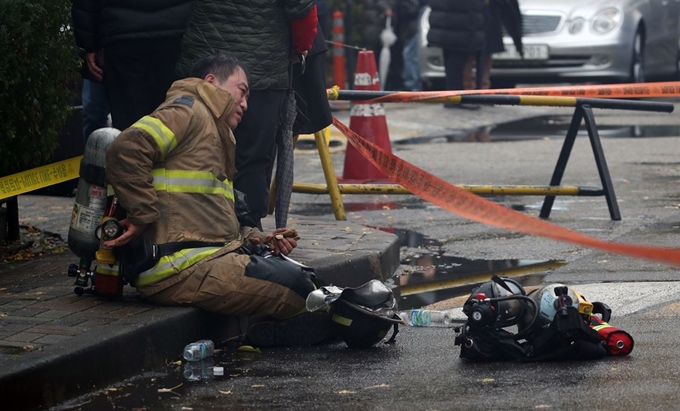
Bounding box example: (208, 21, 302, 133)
(340, 50, 393, 183)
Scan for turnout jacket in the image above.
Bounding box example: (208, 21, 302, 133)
(106, 78, 263, 287)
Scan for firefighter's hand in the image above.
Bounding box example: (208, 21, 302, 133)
(103, 219, 146, 248)
(250, 228, 299, 255)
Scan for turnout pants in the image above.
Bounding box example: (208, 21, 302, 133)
(138, 248, 315, 320)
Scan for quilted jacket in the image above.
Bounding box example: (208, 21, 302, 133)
(176, 0, 316, 90)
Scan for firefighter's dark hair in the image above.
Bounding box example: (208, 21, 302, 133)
(189, 53, 249, 82)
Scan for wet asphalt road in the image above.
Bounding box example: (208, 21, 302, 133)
(50, 101, 680, 410)
(53, 313, 679, 411)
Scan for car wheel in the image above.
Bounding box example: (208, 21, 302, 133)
(629, 30, 645, 83)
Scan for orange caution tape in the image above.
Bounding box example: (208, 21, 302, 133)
(332, 117, 680, 267)
(370, 81, 680, 103)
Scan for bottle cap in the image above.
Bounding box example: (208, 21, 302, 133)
(213, 366, 224, 376)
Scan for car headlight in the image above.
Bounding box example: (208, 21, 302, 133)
(568, 17, 585, 35)
(591, 7, 622, 34)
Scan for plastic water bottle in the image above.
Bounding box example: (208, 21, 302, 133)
(183, 357, 214, 381)
(398, 309, 458, 327)
(183, 340, 215, 362)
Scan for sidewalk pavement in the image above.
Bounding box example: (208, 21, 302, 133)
(0, 199, 400, 410)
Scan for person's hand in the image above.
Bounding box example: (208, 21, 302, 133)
(250, 228, 299, 255)
(290, 50, 309, 63)
(103, 219, 146, 248)
(86, 51, 104, 82)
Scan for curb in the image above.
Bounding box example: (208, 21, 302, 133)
(0, 218, 401, 410)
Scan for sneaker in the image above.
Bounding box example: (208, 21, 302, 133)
(245, 312, 332, 347)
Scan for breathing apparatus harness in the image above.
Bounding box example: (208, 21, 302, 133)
(455, 276, 633, 362)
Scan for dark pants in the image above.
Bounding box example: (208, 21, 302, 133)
(443, 49, 470, 91)
(234, 89, 288, 230)
(103, 38, 183, 130)
(81, 79, 110, 144)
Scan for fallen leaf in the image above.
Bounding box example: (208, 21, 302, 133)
(218, 389, 233, 395)
(337, 390, 356, 394)
(251, 384, 265, 388)
(480, 378, 495, 383)
(365, 384, 390, 389)
(237, 345, 261, 353)
(157, 383, 183, 397)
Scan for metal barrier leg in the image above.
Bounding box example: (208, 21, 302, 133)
(314, 130, 346, 220)
(540, 106, 584, 219)
(581, 105, 621, 220)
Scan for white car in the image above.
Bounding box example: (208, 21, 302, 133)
(419, 0, 680, 88)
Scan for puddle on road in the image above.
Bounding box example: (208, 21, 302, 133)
(395, 116, 680, 144)
(49, 344, 258, 411)
(385, 228, 566, 309)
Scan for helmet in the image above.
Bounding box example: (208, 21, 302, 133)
(328, 280, 402, 349)
(463, 276, 527, 328)
(519, 284, 594, 332)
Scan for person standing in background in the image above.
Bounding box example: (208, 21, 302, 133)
(464, 0, 523, 90)
(317, 0, 331, 42)
(175, 0, 318, 230)
(71, 1, 110, 144)
(70, 0, 193, 131)
(398, 0, 426, 91)
(427, 0, 485, 108)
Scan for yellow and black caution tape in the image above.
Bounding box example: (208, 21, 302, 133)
(0, 156, 82, 201)
(332, 117, 680, 267)
(327, 80, 680, 102)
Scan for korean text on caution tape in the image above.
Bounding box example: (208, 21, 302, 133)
(0, 156, 82, 201)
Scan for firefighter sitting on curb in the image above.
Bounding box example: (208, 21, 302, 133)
(103, 53, 330, 347)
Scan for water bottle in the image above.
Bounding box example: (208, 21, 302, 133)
(398, 309, 458, 327)
(183, 357, 214, 381)
(183, 340, 215, 361)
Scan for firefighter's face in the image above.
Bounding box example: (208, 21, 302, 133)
(208, 68, 249, 129)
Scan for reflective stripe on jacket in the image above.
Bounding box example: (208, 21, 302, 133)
(136, 245, 222, 287)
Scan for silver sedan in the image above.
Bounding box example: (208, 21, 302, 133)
(419, 0, 680, 88)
